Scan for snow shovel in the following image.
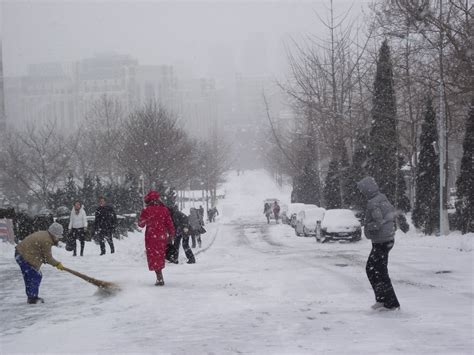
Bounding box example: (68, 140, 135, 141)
(62, 266, 120, 293)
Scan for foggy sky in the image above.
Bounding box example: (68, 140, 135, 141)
(1, 0, 365, 80)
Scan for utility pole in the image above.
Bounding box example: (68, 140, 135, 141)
(0, 39, 6, 132)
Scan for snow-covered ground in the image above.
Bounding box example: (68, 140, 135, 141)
(1, 170, 473, 354)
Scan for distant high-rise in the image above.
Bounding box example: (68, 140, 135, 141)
(0, 40, 6, 131)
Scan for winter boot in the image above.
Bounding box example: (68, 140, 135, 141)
(27, 297, 44, 304)
(371, 302, 384, 310)
(187, 259, 196, 264)
(155, 270, 164, 286)
(377, 306, 400, 312)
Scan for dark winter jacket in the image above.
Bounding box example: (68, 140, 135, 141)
(357, 176, 396, 243)
(94, 205, 117, 232)
(170, 208, 191, 236)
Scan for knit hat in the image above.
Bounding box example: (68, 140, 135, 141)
(144, 190, 160, 204)
(48, 222, 64, 239)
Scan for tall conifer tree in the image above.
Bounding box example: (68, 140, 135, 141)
(367, 40, 398, 202)
(324, 160, 341, 209)
(412, 98, 439, 235)
(455, 102, 474, 234)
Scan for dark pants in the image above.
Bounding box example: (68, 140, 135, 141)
(98, 229, 115, 255)
(174, 234, 195, 262)
(71, 228, 85, 256)
(15, 252, 42, 299)
(366, 241, 400, 309)
(191, 233, 201, 248)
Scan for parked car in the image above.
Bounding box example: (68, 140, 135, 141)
(287, 203, 307, 228)
(319, 209, 361, 242)
(294, 205, 320, 236)
(279, 204, 289, 223)
(302, 207, 326, 237)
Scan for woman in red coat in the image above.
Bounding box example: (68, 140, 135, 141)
(138, 190, 176, 286)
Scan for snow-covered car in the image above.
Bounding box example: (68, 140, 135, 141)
(287, 203, 307, 227)
(279, 204, 289, 223)
(319, 209, 361, 242)
(294, 205, 320, 236)
(302, 207, 326, 237)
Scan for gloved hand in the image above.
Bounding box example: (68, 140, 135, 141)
(55, 262, 65, 270)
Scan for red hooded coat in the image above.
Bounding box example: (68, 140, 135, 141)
(138, 191, 175, 271)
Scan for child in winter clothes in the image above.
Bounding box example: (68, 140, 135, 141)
(68, 201, 88, 256)
(357, 176, 400, 311)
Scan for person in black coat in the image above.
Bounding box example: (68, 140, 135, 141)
(94, 196, 117, 255)
(169, 206, 195, 264)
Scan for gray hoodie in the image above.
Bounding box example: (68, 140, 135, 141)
(357, 176, 396, 243)
(188, 208, 202, 230)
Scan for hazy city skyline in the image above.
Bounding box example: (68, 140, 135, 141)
(1, 1, 365, 80)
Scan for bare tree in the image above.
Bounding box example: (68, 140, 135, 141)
(195, 128, 231, 208)
(78, 94, 124, 182)
(0, 121, 78, 205)
(117, 102, 194, 190)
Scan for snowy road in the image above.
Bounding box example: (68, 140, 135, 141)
(1, 170, 473, 354)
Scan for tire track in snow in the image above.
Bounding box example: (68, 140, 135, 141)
(194, 226, 220, 256)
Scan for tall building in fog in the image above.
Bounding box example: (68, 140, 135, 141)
(0, 40, 6, 131)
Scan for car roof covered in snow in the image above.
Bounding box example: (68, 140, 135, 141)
(321, 209, 360, 229)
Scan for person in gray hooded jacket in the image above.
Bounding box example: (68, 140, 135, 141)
(357, 176, 400, 311)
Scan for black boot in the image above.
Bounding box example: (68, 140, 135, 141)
(27, 297, 44, 304)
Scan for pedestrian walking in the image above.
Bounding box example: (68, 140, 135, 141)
(68, 201, 88, 256)
(208, 207, 219, 223)
(263, 203, 272, 224)
(273, 201, 281, 224)
(169, 206, 195, 264)
(138, 191, 176, 286)
(15, 222, 66, 304)
(188, 207, 202, 248)
(198, 205, 205, 225)
(357, 176, 400, 311)
(94, 196, 117, 255)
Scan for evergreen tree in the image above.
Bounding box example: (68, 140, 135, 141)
(367, 40, 398, 202)
(346, 132, 369, 211)
(123, 173, 142, 214)
(455, 102, 474, 234)
(337, 140, 350, 208)
(395, 155, 411, 212)
(47, 187, 67, 212)
(412, 98, 439, 235)
(324, 159, 341, 209)
(64, 173, 78, 207)
(291, 162, 321, 206)
(80, 174, 95, 214)
(94, 176, 104, 201)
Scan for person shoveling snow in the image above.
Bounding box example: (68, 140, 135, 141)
(15, 222, 67, 304)
(15, 222, 118, 304)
